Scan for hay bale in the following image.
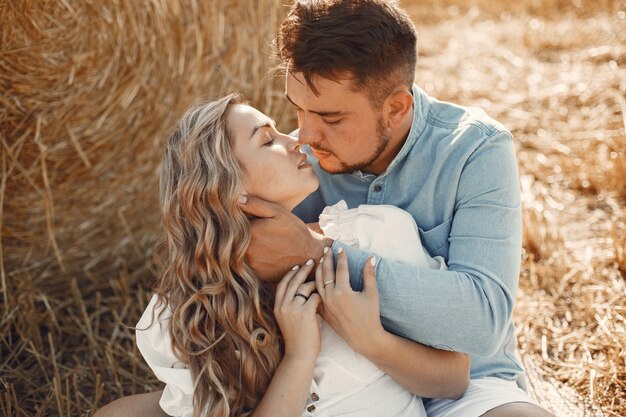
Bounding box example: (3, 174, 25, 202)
(0, 0, 292, 414)
(0, 0, 292, 297)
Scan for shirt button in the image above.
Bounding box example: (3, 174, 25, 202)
(307, 404, 316, 412)
(311, 393, 319, 401)
(374, 184, 382, 192)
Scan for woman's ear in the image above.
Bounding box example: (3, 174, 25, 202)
(383, 88, 413, 129)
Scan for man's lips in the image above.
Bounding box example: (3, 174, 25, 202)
(311, 147, 332, 158)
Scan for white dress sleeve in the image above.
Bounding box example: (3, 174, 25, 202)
(136, 294, 195, 417)
(319, 200, 447, 270)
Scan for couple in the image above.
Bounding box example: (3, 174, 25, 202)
(96, 1, 553, 417)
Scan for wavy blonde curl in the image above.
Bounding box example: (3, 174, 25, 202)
(156, 94, 282, 417)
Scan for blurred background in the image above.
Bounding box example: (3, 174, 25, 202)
(1, 0, 624, 416)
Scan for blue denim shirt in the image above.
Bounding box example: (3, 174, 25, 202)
(293, 85, 525, 382)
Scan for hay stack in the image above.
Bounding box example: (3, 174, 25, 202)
(0, 0, 292, 295)
(0, 0, 291, 414)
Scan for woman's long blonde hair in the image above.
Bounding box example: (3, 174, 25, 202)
(157, 94, 281, 416)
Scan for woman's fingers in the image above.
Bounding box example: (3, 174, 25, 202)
(315, 260, 325, 300)
(294, 281, 317, 303)
(306, 293, 322, 311)
(284, 259, 314, 300)
(275, 264, 301, 307)
(335, 248, 350, 289)
(321, 246, 335, 289)
(315, 247, 333, 297)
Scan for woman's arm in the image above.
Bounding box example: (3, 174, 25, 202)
(251, 356, 316, 417)
(92, 391, 169, 417)
(316, 249, 470, 400)
(252, 260, 321, 417)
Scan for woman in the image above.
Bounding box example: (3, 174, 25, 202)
(97, 94, 469, 417)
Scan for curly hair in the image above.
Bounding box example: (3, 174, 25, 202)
(156, 94, 282, 416)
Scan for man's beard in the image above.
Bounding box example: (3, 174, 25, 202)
(328, 116, 391, 175)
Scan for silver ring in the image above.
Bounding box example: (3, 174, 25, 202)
(294, 292, 309, 301)
(323, 280, 335, 287)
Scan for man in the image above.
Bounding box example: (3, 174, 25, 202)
(96, 1, 553, 416)
(240, 1, 553, 416)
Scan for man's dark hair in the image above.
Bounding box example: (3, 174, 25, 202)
(276, 0, 417, 107)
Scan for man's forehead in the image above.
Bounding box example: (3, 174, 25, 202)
(287, 70, 356, 92)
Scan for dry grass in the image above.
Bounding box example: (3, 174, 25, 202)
(405, 0, 625, 415)
(1, 0, 624, 416)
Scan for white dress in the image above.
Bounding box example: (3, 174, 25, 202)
(136, 201, 446, 417)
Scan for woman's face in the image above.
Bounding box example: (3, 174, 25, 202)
(227, 104, 319, 210)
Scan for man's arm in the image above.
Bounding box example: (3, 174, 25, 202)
(317, 250, 470, 400)
(336, 132, 522, 356)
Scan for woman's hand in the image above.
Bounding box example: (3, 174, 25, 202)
(315, 248, 385, 357)
(315, 249, 471, 399)
(253, 260, 322, 417)
(274, 259, 322, 362)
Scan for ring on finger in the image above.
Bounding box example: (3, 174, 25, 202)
(323, 280, 335, 287)
(294, 292, 309, 301)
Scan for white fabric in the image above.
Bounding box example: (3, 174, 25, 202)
(136, 299, 195, 417)
(319, 200, 446, 270)
(424, 377, 540, 417)
(136, 201, 444, 416)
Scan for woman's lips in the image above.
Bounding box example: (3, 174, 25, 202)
(297, 154, 312, 169)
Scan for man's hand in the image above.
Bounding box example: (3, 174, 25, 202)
(240, 195, 331, 281)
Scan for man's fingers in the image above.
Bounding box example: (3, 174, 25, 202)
(362, 256, 378, 297)
(239, 195, 281, 219)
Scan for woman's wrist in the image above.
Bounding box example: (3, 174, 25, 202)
(356, 327, 392, 362)
(282, 350, 318, 367)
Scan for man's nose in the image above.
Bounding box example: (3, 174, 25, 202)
(285, 135, 300, 153)
(297, 114, 321, 146)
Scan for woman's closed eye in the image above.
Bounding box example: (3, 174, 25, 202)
(263, 134, 275, 146)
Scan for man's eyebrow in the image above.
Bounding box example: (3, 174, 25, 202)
(250, 120, 276, 139)
(285, 94, 346, 118)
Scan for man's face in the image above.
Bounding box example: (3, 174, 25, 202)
(285, 71, 390, 174)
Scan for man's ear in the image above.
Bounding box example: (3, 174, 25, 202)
(383, 87, 413, 129)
